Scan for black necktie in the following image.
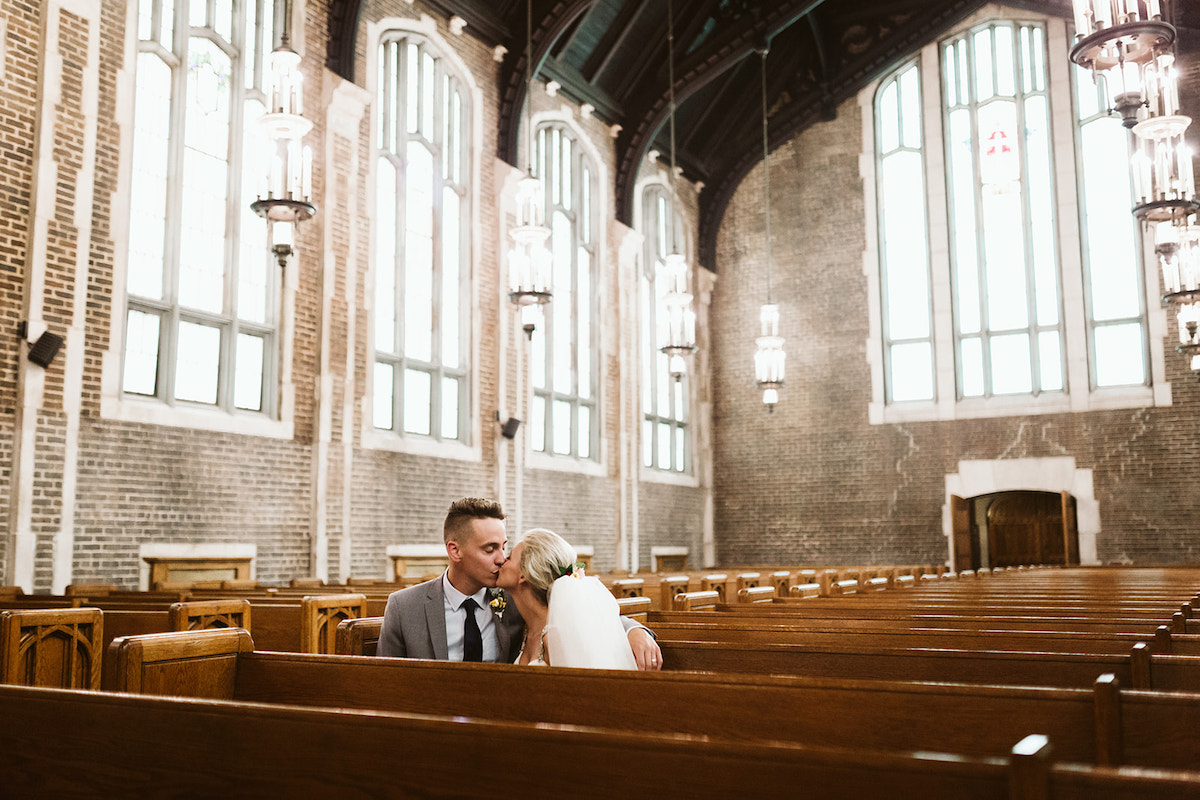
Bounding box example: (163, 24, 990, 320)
(462, 598, 482, 662)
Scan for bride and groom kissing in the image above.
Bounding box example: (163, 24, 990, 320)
(378, 497, 662, 670)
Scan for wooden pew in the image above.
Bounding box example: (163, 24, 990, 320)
(13, 683, 1200, 799)
(298, 593, 365, 654)
(673, 590, 720, 611)
(168, 599, 252, 632)
(0, 607, 103, 690)
(736, 585, 777, 604)
(106, 629, 1200, 771)
(641, 620, 1189, 655)
(656, 638, 1200, 690)
(659, 575, 690, 611)
(615, 596, 652, 623)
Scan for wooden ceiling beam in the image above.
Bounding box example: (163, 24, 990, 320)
(614, 0, 829, 227)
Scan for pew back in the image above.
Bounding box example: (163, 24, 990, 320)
(0, 607, 103, 690)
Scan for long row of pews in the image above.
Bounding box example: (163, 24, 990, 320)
(3, 565, 1200, 797)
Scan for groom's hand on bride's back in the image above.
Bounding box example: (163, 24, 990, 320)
(628, 627, 663, 671)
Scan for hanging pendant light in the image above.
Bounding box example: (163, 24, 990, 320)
(658, 0, 697, 380)
(507, 0, 553, 337)
(753, 45, 785, 411)
(250, 0, 315, 268)
(1156, 221, 1200, 376)
(1069, 0, 1175, 128)
(1069, 1, 1198, 376)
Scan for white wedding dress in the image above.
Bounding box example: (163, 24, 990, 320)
(542, 575, 637, 670)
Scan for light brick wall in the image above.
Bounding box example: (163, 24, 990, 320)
(0, 0, 710, 591)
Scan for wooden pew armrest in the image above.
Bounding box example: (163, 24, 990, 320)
(107, 627, 254, 697)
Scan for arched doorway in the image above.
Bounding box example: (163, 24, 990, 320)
(950, 490, 1079, 571)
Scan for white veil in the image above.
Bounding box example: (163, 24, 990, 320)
(543, 575, 637, 670)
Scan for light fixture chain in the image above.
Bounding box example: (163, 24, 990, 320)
(525, 0, 534, 175)
(668, 0, 678, 254)
(761, 46, 772, 305)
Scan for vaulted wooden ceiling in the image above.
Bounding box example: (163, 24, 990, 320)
(326, 0, 1197, 268)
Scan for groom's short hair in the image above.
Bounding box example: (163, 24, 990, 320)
(443, 497, 505, 545)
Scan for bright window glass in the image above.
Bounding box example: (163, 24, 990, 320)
(640, 187, 690, 472)
(373, 34, 470, 441)
(530, 123, 598, 460)
(123, 0, 276, 413)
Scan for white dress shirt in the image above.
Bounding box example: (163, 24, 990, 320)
(441, 573, 499, 662)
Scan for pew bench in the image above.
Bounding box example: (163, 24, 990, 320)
(655, 637, 1200, 690)
(106, 628, 1200, 771)
(0, 607, 103, 690)
(11, 683, 1200, 798)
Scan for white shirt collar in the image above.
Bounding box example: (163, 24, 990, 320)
(442, 571, 488, 610)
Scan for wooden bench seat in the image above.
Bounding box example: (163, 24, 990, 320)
(105, 629, 1200, 770)
(12, 682, 1200, 799)
(655, 638, 1200, 690)
(642, 620, 1191, 655)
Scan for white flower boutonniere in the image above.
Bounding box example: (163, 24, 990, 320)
(488, 589, 507, 620)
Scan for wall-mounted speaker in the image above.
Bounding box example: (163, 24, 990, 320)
(27, 331, 64, 368)
(499, 416, 522, 440)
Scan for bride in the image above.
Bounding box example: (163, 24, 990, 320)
(496, 528, 638, 669)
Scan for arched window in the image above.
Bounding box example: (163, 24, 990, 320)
(529, 123, 598, 460)
(873, 14, 1148, 419)
(944, 22, 1063, 397)
(122, 0, 276, 413)
(373, 34, 470, 441)
(641, 186, 690, 472)
(876, 61, 932, 403)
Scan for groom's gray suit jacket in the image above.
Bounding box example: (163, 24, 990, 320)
(377, 575, 525, 662)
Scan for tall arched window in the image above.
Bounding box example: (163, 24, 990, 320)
(873, 14, 1148, 419)
(122, 0, 276, 413)
(529, 123, 598, 460)
(944, 22, 1062, 397)
(876, 61, 932, 403)
(641, 186, 689, 472)
(373, 34, 470, 441)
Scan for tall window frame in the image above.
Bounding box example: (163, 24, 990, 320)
(371, 33, 471, 444)
(868, 10, 1160, 423)
(942, 21, 1065, 399)
(528, 122, 599, 461)
(121, 0, 278, 417)
(640, 185, 691, 473)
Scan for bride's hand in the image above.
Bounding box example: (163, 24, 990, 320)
(627, 627, 663, 671)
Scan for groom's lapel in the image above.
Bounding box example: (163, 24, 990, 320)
(493, 591, 511, 660)
(425, 579, 449, 660)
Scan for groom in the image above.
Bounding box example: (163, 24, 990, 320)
(378, 496, 662, 669)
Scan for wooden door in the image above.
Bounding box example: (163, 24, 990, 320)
(987, 491, 1078, 568)
(1061, 491, 1079, 565)
(950, 494, 974, 572)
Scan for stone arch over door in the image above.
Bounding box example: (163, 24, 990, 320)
(943, 457, 1099, 568)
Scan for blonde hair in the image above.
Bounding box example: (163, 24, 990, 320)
(518, 528, 577, 606)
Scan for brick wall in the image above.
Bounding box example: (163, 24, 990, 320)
(711, 60, 1200, 567)
(0, 0, 711, 591)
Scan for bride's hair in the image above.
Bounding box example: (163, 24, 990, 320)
(518, 528, 577, 606)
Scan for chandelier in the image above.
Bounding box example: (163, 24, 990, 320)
(1070, 0, 1198, 376)
(507, 0, 553, 336)
(754, 46, 785, 410)
(658, 0, 697, 381)
(1069, 0, 1176, 128)
(250, 1, 315, 268)
(1156, 222, 1200, 372)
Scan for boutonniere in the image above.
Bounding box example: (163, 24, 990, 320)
(488, 589, 507, 620)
